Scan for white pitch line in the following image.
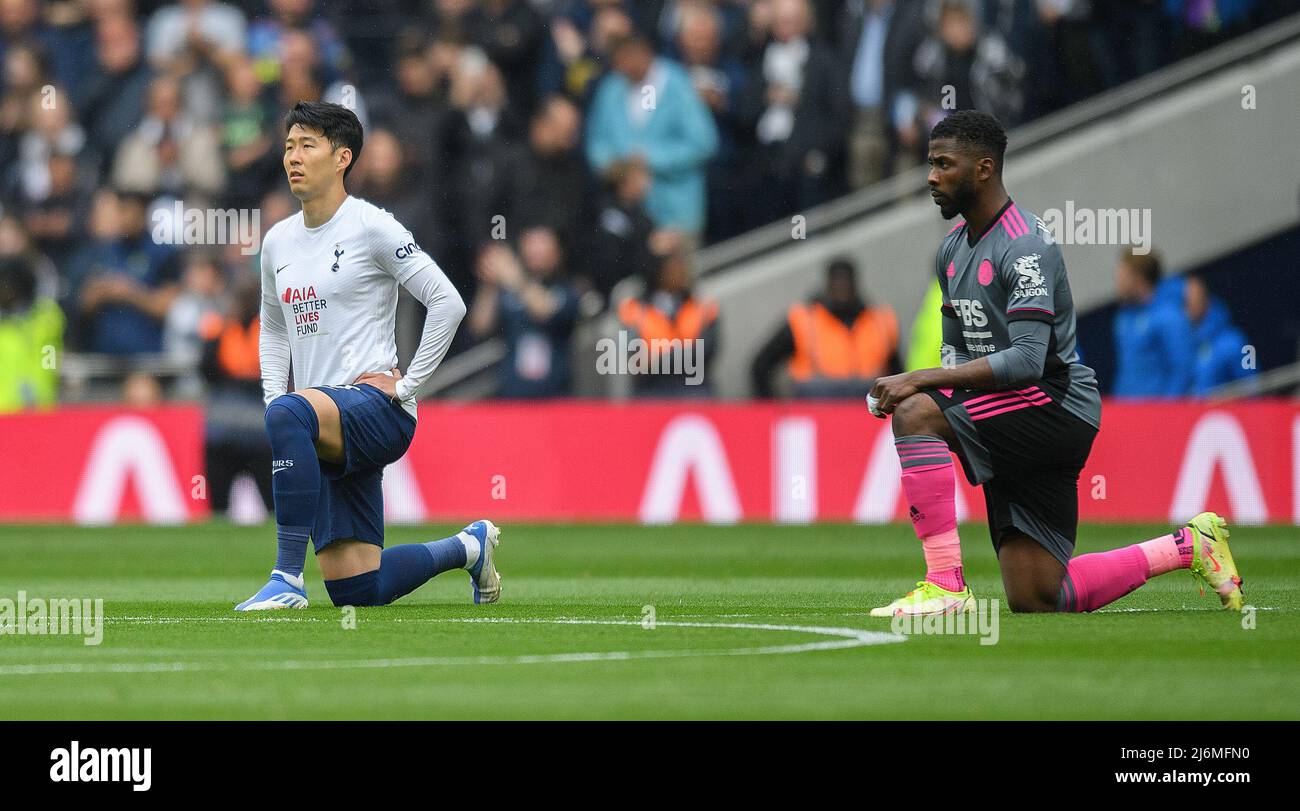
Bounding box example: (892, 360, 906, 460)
(0, 618, 905, 676)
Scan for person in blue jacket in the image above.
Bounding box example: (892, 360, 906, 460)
(1111, 249, 1193, 397)
(1184, 274, 1257, 396)
(585, 32, 719, 237)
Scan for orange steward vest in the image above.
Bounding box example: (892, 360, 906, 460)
(200, 313, 261, 381)
(618, 297, 718, 349)
(787, 302, 897, 381)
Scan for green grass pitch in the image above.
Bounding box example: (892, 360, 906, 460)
(0, 521, 1295, 719)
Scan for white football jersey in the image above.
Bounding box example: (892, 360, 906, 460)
(259, 195, 449, 420)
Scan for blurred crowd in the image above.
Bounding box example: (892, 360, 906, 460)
(0, 0, 1292, 411)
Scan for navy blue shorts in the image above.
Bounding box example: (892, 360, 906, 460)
(310, 383, 416, 552)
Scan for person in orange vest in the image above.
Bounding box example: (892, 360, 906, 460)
(616, 245, 719, 397)
(199, 275, 274, 517)
(751, 257, 900, 398)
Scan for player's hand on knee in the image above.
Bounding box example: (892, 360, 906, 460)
(870, 372, 920, 415)
(354, 367, 402, 400)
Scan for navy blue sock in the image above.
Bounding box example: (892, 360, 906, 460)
(324, 570, 381, 607)
(322, 538, 467, 607)
(264, 395, 321, 579)
(375, 538, 468, 605)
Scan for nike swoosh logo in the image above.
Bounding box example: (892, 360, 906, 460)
(275, 264, 290, 274)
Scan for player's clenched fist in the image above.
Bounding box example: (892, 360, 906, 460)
(869, 372, 920, 415)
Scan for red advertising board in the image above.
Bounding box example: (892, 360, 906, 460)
(0, 401, 1294, 525)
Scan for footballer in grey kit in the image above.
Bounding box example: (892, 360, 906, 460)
(934, 193, 1102, 435)
(867, 111, 1244, 618)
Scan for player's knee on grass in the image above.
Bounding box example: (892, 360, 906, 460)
(998, 534, 1066, 613)
(891, 393, 950, 441)
(1002, 582, 1060, 613)
(324, 570, 384, 607)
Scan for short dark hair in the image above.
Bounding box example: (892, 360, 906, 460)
(609, 32, 652, 57)
(1121, 248, 1162, 288)
(0, 254, 36, 307)
(826, 257, 857, 284)
(930, 110, 1008, 174)
(284, 100, 364, 180)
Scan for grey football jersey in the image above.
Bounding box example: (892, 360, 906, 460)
(936, 200, 1101, 428)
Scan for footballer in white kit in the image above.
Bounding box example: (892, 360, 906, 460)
(236, 100, 502, 611)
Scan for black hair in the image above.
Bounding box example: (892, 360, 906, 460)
(0, 255, 36, 309)
(930, 110, 1007, 175)
(826, 257, 858, 284)
(284, 99, 364, 180)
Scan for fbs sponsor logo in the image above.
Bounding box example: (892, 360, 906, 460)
(951, 298, 987, 327)
(50, 741, 151, 792)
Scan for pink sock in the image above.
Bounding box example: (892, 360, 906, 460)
(1058, 546, 1149, 612)
(896, 436, 964, 591)
(1137, 528, 1195, 576)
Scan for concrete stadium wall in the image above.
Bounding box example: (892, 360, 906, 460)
(695, 37, 1300, 398)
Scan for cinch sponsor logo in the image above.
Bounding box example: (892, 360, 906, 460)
(50, 741, 151, 791)
(395, 241, 421, 259)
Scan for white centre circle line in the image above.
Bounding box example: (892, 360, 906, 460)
(0, 618, 907, 676)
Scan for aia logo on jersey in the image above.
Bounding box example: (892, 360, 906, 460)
(282, 285, 317, 304)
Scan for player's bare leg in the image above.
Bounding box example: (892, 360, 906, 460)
(870, 393, 975, 618)
(297, 388, 343, 465)
(891, 392, 956, 444)
(997, 534, 1066, 613)
(1003, 515, 1244, 614)
(317, 539, 380, 580)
